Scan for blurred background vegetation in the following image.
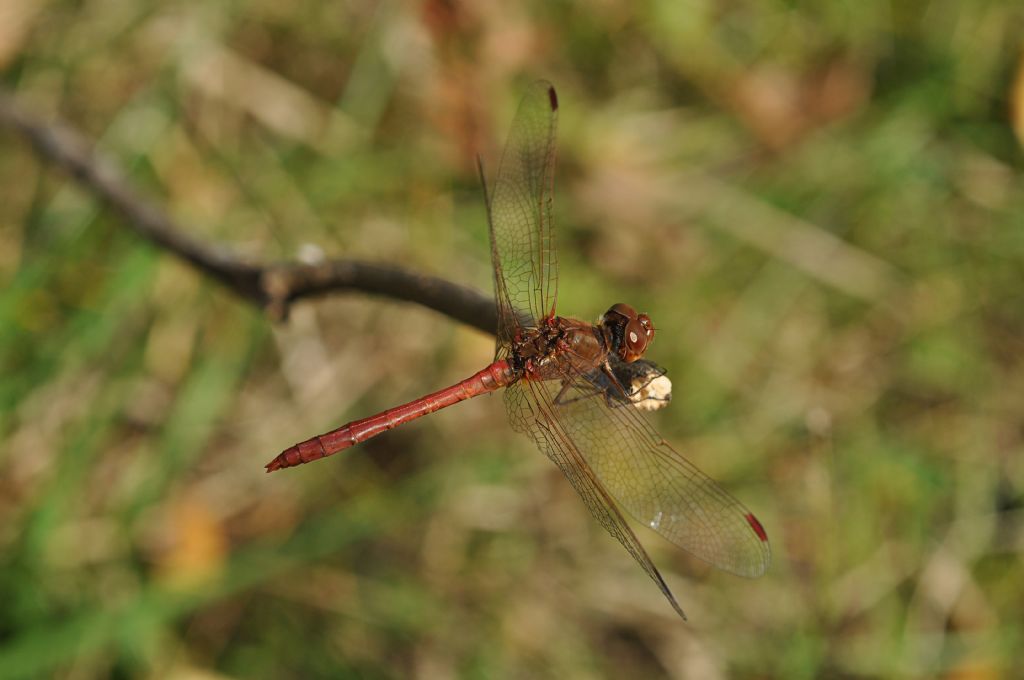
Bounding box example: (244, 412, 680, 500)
(2, 0, 1024, 678)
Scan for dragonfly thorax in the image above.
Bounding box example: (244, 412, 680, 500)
(510, 318, 607, 381)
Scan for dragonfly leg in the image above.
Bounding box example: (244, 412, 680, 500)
(552, 379, 606, 406)
(550, 372, 635, 410)
(552, 380, 579, 405)
(599, 361, 633, 405)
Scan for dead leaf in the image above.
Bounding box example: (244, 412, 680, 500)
(1010, 49, 1024, 147)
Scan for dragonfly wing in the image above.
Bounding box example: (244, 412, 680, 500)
(517, 372, 771, 579)
(483, 81, 560, 345)
(505, 380, 688, 619)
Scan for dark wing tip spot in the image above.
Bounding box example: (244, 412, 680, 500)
(746, 513, 768, 542)
(547, 85, 558, 111)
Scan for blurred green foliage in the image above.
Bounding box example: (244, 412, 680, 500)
(2, 0, 1024, 678)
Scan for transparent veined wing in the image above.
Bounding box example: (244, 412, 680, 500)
(482, 81, 560, 347)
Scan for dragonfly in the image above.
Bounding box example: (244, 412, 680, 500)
(266, 81, 770, 619)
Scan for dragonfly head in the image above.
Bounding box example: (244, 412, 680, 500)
(601, 303, 655, 363)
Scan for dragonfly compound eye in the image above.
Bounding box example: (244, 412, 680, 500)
(638, 314, 655, 343)
(608, 302, 639, 321)
(621, 318, 650, 361)
(602, 304, 653, 362)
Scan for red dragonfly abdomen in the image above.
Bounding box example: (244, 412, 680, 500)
(266, 359, 517, 472)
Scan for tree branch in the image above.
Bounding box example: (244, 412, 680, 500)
(0, 87, 498, 335)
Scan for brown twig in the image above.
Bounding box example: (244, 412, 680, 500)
(0, 87, 498, 335)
